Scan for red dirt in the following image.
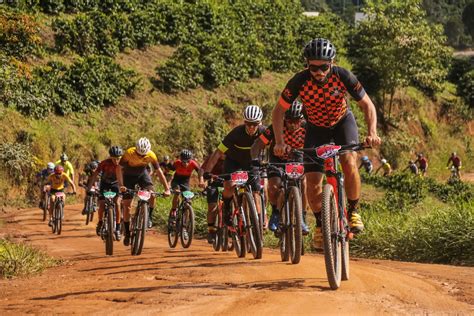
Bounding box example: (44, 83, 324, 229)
(0, 205, 473, 315)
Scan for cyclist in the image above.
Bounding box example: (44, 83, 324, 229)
(415, 153, 428, 177)
(203, 105, 266, 229)
(250, 100, 310, 235)
(447, 152, 462, 179)
(87, 146, 125, 240)
(80, 160, 99, 215)
(35, 162, 55, 209)
(358, 156, 373, 174)
(55, 153, 75, 188)
(44, 165, 77, 227)
(271, 38, 381, 250)
(403, 160, 418, 175)
(202, 154, 225, 244)
(376, 159, 392, 176)
(159, 155, 174, 185)
(168, 149, 205, 224)
(120, 137, 171, 246)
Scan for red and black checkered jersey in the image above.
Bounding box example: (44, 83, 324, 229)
(260, 122, 306, 161)
(279, 66, 366, 127)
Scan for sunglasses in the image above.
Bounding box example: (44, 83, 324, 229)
(245, 121, 260, 127)
(308, 63, 331, 72)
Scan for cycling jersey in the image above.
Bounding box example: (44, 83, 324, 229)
(260, 122, 306, 161)
(359, 161, 373, 173)
(97, 158, 119, 184)
(37, 169, 54, 181)
(120, 147, 160, 175)
(47, 173, 72, 191)
(417, 157, 428, 169)
(382, 163, 391, 173)
(55, 160, 74, 178)
(448, 156, 461, 167)
(218, 124, 266, 166)
(171, 159, 200, 178)
(278, 66, 366, 127)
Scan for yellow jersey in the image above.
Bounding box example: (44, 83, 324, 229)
(120, 147, 159, 175)
(47, 173, 72, 190)
(55, 160, 74, 178)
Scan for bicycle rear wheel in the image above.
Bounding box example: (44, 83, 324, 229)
(242, 192, 262, 259)
(85, 195, 93, 225)
(180, 204, 195, 248)
(280, 198, 289, 262)
(213, 207, 221, 251)
(322, 184, 342, 290)
(105, 206, 114, 256)
(288, 186, 302, 264)
(42, 195, 49, 222)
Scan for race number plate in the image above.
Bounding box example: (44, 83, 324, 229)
(55, 192, 65, 198)
(231, 171, 249, 185)
(182, 191, 195, 199)
(285, 163, 304, 179)
(103, 191, 117, 199)
(137, 190, 151, 201)
(316, 145, 342, 159)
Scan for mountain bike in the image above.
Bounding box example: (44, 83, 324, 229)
(300, 143, 368, 290)
(83, 186, 98, 225)
(210, 185, 233, 252)
(167, 190, 196, 249)
(51, 192, 75, 235)
(214, 171, 262, 259)
(127, 188, 162, 256)
(265, 162, 304, 264)
(448, 165, 461, 184)
(41, 189, 50, 222)
(100, 191, 119, 256)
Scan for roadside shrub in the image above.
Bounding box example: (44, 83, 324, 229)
(0, 239, 59, 278)
(0, 8, 42, 59)
(458, 70, 474, 109)
(0, 142, 37, 185)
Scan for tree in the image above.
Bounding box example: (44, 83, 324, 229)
(348, 0, 452, 127)
(462, 2, 474, 40)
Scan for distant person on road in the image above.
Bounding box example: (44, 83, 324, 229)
(415, 153, 428, 177)
(447, 152, 462, 179)
(44, 165, 77, 227)
(358, 156, 373, 174)
(376, 159, 392, 177)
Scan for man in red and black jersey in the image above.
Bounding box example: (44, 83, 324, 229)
(87, 146, 125, 240)
(203, 105, 266, 227)
(272, 38, 381, 246)
(169, 149, 205, 222)
(251, 100, 310, 235)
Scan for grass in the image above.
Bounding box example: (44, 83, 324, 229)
(0, 238, 60, 278)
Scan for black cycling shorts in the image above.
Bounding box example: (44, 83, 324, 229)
(99, 182, 119, 201)
(304, 111, 359, 173)
(223, 158, 261, 192)
(171, 175, 191, 192)
(123, 171, 153, 199)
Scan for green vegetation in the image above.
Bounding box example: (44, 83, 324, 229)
(0, 239, 59, 278)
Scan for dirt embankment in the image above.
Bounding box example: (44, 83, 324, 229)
(0, 205, 473, 315)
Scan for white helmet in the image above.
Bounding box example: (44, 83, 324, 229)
(381, 159, 387, 164)
(47, 162, 55, 170)
(243, 105, 263, 123)
(136, 137, 151, 155)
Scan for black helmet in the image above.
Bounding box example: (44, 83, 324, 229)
(89, 161, 99, 170)
(109, 145, 123, 157)
(180, 149, 192, 161)
(304, 38, 336, 61)
(285, 100, 304, 119)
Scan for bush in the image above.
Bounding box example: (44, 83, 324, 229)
(0, 8, 42, 60)
(0, 142, 37, 186)
(458, 70, 474, 109)
(0, 239, 59, 278)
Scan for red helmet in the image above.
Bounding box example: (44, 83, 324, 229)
(54, 165, 64, 174)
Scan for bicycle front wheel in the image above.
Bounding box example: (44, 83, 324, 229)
(242, 192, 262, 259)
(132, 203, 147, 256)
(322, 184, 342, 290)
(105, 206, 114, 256)
(180, 204, 195, 248)
(167, 212, 179, 248)
(288, 186, 302, 264)
(55, 202, 63, 235)
(85, 195, 93, 225)
(213, 206, 221, 251)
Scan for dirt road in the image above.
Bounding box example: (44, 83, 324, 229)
(1, 205, 473, 315)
